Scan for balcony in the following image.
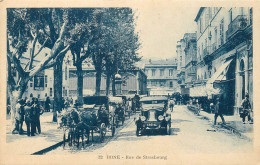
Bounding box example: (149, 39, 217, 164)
(203, 46, 213, 63)
(226, 15, 248, 40)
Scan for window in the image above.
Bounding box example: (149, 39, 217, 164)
(214, 27, 218, 46)
(45, 75, 47, 87)
(45, 93, 47, 97)
(30, 82, 33, 87)
(169, 81, 173, 88)
(220, 19, 224, 45)
(65, 66, 68, 80)
(50, 88, 53, 97)
(152, 69, 156, 76)
(160, 69, 164, 76)
(204, 72, 207, 79)
(38, 94, 40, 98)
(169, 70, 173, 76)
(198, 75, 200, 80)
(229, 9, 232, 23)
(250, 8, 253, 25)
(30, 93, 33, 97)
(151, 81, 156, 86)
(240, 7, 244, 15)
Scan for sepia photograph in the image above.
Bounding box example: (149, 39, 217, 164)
(0, 0, 259, 164)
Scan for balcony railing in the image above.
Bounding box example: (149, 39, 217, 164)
(226, 15, 248, 40)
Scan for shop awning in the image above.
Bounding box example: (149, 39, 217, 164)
(190, 86, 207, 97)
(207, 58, 233, 84)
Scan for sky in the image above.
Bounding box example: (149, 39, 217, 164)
(135, 6, 200, 59)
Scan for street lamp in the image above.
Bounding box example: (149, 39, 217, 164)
(115, 73, 122, 96)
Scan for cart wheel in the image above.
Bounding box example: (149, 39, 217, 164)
(68, 132, 72, 146)
(112, 126, 116, 137)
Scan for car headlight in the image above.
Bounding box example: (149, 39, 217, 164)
(158, 115, 164, 121)
(140, 116, 146, 121)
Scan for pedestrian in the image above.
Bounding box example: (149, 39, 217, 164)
(31, 100, 38, 136)
(45, 97, 51, 112)
(14, 99, 25, 134)
(61, 97, 65, 111)
(240, 93, 253, 124)
(35, 98, 43, 134)
(213, 97, 226, 125)
(24, 100, 32, 136)
(169, 98, 174, 112)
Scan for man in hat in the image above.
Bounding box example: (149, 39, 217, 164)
(241, 93, 252, 124)
(213, 97, 226, 125)
(169, 98, 174, 112)
(15, 99, 25, 134)
(24, 100, 32, 136)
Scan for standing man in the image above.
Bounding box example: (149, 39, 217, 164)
(31, 100, 38, 136)
(213, 97, 226, 125)
(241, 93, 253, 124)
(15, 99, 25, 134)
(24, 100, 32, 136)
(45, 97, 51, 112)
(35, 98, 43, 134)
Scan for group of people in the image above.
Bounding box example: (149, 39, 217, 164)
(14, 97, 44, 136)
(210, 93, 253, 125)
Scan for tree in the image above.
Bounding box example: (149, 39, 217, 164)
(7, 8, 98, 126)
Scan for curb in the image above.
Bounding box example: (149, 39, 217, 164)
(31, 141, 65, 155)
(32, 114, 137, 155)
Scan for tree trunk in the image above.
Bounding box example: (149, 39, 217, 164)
(106, 73, 111, 96)
(112, 75, 116, 96)
(53, 59, 63, 122)
(76, 64, 83, 106)
(95, 69, 102, 96)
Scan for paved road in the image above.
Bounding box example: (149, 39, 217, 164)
(47, 105, 252, 155)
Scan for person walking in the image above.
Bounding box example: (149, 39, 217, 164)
(24, 100, 32, 136)
(15, 99, 25, 134)
(213, 97, 226, 125)
(169, 98, 174, 112)
(240, 93, 253, 124)
(45, 97, 51, 112)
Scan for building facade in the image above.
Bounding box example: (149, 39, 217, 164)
(193, 7, 253, 115)
(11, 44, 70, 102)
(69, 67, 147, 97)
(144, 60, 179, 95)
(176, 33, 197, 96)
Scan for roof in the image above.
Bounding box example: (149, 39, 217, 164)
(194, 7, 205, 22)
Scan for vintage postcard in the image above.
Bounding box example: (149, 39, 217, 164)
(0, 0, 259, 164)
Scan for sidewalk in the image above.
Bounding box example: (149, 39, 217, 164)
(5, 112, 64, 155)
(187, 105, 253, 140)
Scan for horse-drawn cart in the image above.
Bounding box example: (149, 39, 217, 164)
(61, 96, 116, 149)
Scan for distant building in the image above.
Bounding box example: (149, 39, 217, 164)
(144, 59, 179, 95)
(194, 7, 253, 115)
(176, 33, 197, 95)
(69, 66, 147, 97)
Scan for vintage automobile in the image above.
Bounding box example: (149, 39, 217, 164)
(135, 96, 171, 136)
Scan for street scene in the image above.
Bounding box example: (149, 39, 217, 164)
(5, 7, 254, 158)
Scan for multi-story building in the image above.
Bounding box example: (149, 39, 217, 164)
(193, 7, 253, 115)
(69, 66, 147, 97)
(144, 59, 179, 95)
(176, 33, 197, 96)
(176, 39, 186, 86)
(11, 44, 70, 102)
(184, 33, 197, 86)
